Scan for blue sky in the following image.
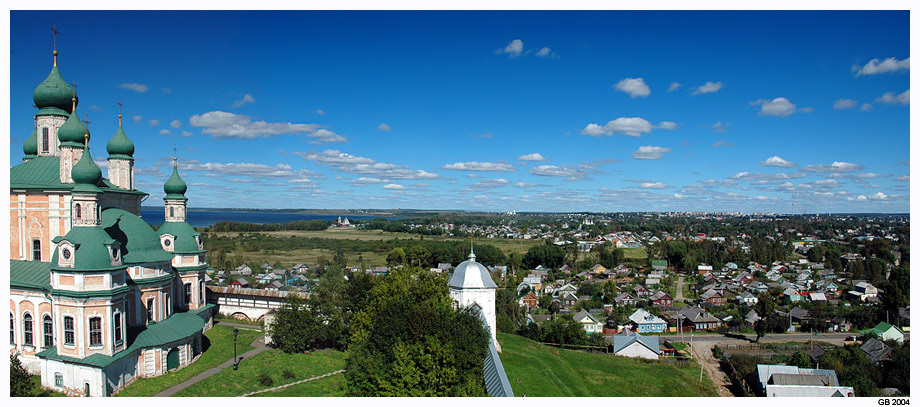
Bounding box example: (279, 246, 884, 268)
(10, 11, 910, 213)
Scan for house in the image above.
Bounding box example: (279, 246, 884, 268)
(782, 287, 803, 302)
(649, 291, 673, 307)
(590, 264, 607, 274)
(788, 307, 812, 324)
(644, 278, 660, 287)
(264, 281, 283, 291)
(572, 310, 603, 334)
(738, 290, 759, 306)
(557, 283, 578, 298)
(848, 282, 879, 302)
(859, 322, 904, 344)
(233, 264, 253, 276)
(651, 259, 668, 271)
(744, 310, 761, 326)
(260, 263, 273, 271)
(809, 292, 827, 302)
(561, 292, 579, 308)
(229, 278, 249, 288)
(700, 289, 725, 306)
(518, 291, 539, 308)
(629, 308, 667, 333)
(613, 292, 638, 307)
(674, 306, 723, 331)
(756, 364, 854, 397)
(830, 316, 852, 332)
(860, 338, 893, 363)
(292, 263, 309, 273)
(612, 331, 660, 360)
(697, 264, 713, 275)
(633, 284, 652, 298)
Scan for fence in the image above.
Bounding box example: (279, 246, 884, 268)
(540, 342, 610, 354)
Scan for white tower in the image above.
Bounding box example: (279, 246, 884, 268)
(448, 249, 501, 351)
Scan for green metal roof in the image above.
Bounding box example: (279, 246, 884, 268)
(37, 310, 205, 369)
(157, 221, 203, 254)
(163, 166, 188, 200)
(71, 147, 103, 192)
(10, 260, 52, 291)
(106, 122, 135, 157)
(33, 64, 77, 115)
(57, 107, 89, 144)
(102, 208, 174, 265)
(860, 322, 901, 336)
(50, 226, 119, 271)
(9, 156, 146, 195)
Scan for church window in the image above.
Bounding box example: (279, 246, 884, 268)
(165, 293, 172, 316)
(54, 373, 63, 387)
(75, 203, 82, 221)
(111, 246, 119, 261)
(164, 239, 171, 247)
(32, 239, 41, 261)
(169, 207, 174, 218)
(23, 313, 33, 346)
(63, 316, 74, 345)
(89, 317, 102, 346)
(146, 298, 155, 323)
(199, 281, 205, 304)
(62, 248, 71, 261)
(42, 128, 49, 153)
(184, 283, 192, 304)
(43, 315, 53, 347)
(114, 312, 123, 345)
(10, 313, 14, 344)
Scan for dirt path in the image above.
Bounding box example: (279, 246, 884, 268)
(154, 337, 269, 397)
(674, 275, 686, 301)
(690, 340, 732, 397)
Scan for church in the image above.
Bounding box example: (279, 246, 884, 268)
(10, 40, 213, 396)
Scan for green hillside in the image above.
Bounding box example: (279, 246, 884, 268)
(497, 333, 719, 397)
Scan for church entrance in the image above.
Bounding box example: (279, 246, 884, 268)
(166, 348, 180, 371)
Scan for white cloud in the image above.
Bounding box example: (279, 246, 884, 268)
(614, 78, 651, 98)
(860, 103, 874, 111)
(802, 161, 865, 173)
(730, 171, 807, 181)
(119, 83, 149, 93)
(515, 182, 539, 188)
(349, 177, 386, 185)
(170, 120, 181, 128)
(179, 160, 317, 179)
(158, 129, 170, 135)
(847, 195, 868, 202)
(712, 141, 733, 147)
(581, 117, 656, 137)
(443, 161, 514, 172)
(751, 97, 807, 117)
(517, 153, 547, 162)
(189, 111, 346, 144)
(668, 82, 681, 92)
(180, 131, 192, 137)
(639, 182, 668, 189)
(874, 89, 910, 105)
(298, 149, 443, 180)
(530, 165, 581, 179)
(707, 121, 730, 132)
(132, 115, 143, 124)
(382, 183, 406, 190)
(854, 57, 910, 76)
(470, 133, 494, 139)
(833, 99, 858, 109)
(498, 39, 524, 57)
(378, 123, 391, 131)
(761, 156, 797, 168)
(871, 192, 888, 200)
(656, 121, 678, 130)
(466, 178, 510, 190)
(535, 47, 551, 57)
(631, 146, 671, 160)
(895, 175, 909, 182)
(315, 109, 325, 115)
(149, 119, 159, 127)
(692, 81, 723, 95)
(231, 94, 255, 108)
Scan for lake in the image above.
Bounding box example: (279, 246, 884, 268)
(140, 208, 395, 228)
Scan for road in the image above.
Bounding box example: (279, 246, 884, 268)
(674, 276, 686, 301)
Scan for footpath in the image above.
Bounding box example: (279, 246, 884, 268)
(154, 337, 269, 397)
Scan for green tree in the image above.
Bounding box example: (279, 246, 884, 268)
(386, 247, 407, 266)
(309, 267, 350, 349)
(10, 354, 33, 397)
(269, 295, 325, 353)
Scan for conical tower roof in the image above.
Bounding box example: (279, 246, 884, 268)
(107, 115, 135, 158)
(32, 50, 77, 116)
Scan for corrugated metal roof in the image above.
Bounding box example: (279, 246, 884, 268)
(207, 285, 309, 299)
(478, 308, 513, 397)
(10, 260, 52, 290)
(10, 156, 145, 195)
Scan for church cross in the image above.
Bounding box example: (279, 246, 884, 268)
(52, 24, 59, 51)
(173, 146, 178, 167)
(117, 100, 124, 125)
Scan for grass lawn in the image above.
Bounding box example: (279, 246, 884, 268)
(498, 333, 719, 397)
(28, 375, 68, 397)
(175, 348, 346, 397)
(622, 247, 648, 260)
(114, 324, 262, 397)
(251, 373, 347, 397)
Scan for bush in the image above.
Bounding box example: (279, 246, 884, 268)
(257, 373, 273, 387)
(281, 368, 295, 379)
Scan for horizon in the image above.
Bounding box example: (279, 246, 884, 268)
(11, 11, 910, 213)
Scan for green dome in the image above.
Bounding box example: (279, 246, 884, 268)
(58, 108, 89, 145)
(51, 227, 119, 271)
(106, 118, 135, 158)
(72, 147, 102, 189)
(164, 166, 188, 199)
(102, 208, 174, 264)
(23, 127, 38, 158)
(157, 221, 203, 254)
(33, 64, 77, 115)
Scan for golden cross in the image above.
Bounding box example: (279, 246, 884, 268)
(173, 146, 178, 167)
(117, 100, 123, 125)
(84, 133, 89, 147)
(52, 24, 59, 51)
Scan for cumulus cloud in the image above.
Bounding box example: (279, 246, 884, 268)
(802, 161, 865, 173)
(297, 149, 443, 180)
(158, 129, 171, 135)
(178, 160, 317, 180)
(180, 131, 193, 137)
(874, 89, 910, 105)
(730, 171, 807, 181)
(854, 57, 910, 76)
(517, 153, 547, 162)
(833, 99, 858, 109)
(761, 156, 797, 168)
(189, 111, 346, 144)
(149, 119, 159, 127)
(497, 39, 524, 57)
(231, 94, 255, 108)
(119, 83, 149, 93)
(631, 146, 671, 160)
(535, 47, 552, 57)
(442, 161, 514, 172)
(382, 183, 405, 190)
(860, 103, 874, 111)
(614, 78, 651, 98)
(668, 82, 682, 92)
(529, 165, 583, 180)
(466, 178, 510, 190)
(751, 97, 809, 117)
(639, 182, 668, 189)
(515, 182, 539, 188)
(691, 81, 723, 95)
(170, 120, 181, 128)
(378, 123, 391, 131)
(132, 115, 143, 124)
(656, 121, 678, 130)
(581, 117, 663, 137)
(349, 177, 386, 185)
(895, 175, 909, 182)
(712, 141, 733, 147)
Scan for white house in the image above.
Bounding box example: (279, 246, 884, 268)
(612, 331, 660, 360)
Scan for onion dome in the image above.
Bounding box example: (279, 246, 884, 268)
(23, 127, 38, 159)
(164, 165, 188, 200)
(72, 146, 103, 192)
(106, 115, 135, 159)
(58, 101, 89, 146)
(32, 56, 77, 116)
(448, 249, 498, 289)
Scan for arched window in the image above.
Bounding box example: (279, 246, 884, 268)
(23, 313, 33, 346)
(42, 128, 49, 153)
(184, 283, 192, 304)
(89, 317, 102, 347)
(63, 316, 75, 346)
(43, 315, 53, 347)
(113, 312, 123, 345)
(75, 203, 82, 221)
(199, 281, 205, 304)
(9, 313, 14, 344)
(165, 293, 172, 316)
(169, 207, 174, 218)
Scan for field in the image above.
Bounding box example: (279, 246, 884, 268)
(114, 324, 262, 397)
(175, 348, 346, 396)
(497, 333, 719, 397)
